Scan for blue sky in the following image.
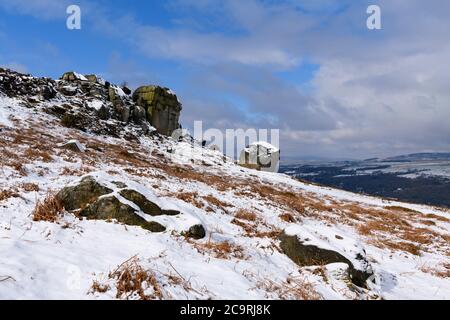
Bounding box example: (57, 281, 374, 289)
(1, 0, 450, 159)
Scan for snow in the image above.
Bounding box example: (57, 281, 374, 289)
(58, 139, 86, 153)
(0, 95, 19, 127)
(0, 78, 449, 300)
(285, 222, 372, 274)
(111, 85, 127, 97)
(73, 72, 88, 81)
(87, 100, 104, 111)
(62, 85, 77, 93)
(250, 141, 279, 152)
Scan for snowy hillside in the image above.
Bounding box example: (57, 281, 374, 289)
(0, 69, 449, 300)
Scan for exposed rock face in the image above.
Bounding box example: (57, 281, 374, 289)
(119, 189, 180, 216)
(133, 86, 182, 136)
(85, 74, 99, 83)
(80, 196, 166, 232)
(60, 71, 87, 82)
(279, 233, 373, 288)
(0, 68, 56, 102)
(54, 176, 203, 233)
(0, 69, 183, 140)
(57, 176, 113, 211)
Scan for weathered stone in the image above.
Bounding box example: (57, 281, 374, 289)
(96, 104, 110, 120)
(85, 74, 98, 83)
(80, 196, 166, 232)
(279, 233, 372, 288)
(58, 139, 85, 153)
(133, 86, 182, 136)
(42, 85, 57, 100)
(131, 105, 147, 124)
(60, 71, 87, 82)
(120, 189, 180, 216)
(112, 181, 127, 188)
(61, 112, 88, 131)
(185, 224, 206, 239)
(59, 85, 78, 96)
(122, 86, 132, 95)
(56, 176, 113, 211)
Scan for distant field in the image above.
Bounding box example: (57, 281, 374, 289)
(280, 159, 450, 208)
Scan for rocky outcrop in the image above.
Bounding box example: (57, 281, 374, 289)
(56, 176, 113, 211)
(119, 189, 180, 216)
(80, 196, 166, 232)
(0, 68, 57, 102)
(0, 68, 182, 140)
(133, 86, 182, 136)
(279, 232, 373, 288)
(54, 176, 208, 234)
(60, 71, 87, 82)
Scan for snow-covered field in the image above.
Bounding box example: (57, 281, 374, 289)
(1, 91, 450, 300)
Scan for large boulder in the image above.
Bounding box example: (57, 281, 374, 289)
(57, 176, 113, 211)
(56, 177, 171, 233)
(132, 86, 182, 136)
(80, 196, 166, 232)
(279, 230, 373, 288)
(119, 189, 180, 216)
(60, 71, 87, 82)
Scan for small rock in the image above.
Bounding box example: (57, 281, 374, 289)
(122, 86, 132, 95)
(186, 224, 206, 239)
(58, 139, 86, 153)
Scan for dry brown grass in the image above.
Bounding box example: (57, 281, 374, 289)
(32, 193, 64, 223)
(384, 206, 419, 213)
(24, 147, 53, 162)
(202, 194, 232, 211)
(0, 188, 20, 202)
(190, 239, 245, 260)
(11, 162, 28, 176)
(256, 275, 322, 300)
(20, 183, 39, 192)
(94, 256, 164, 300)
(231, 218, 282, 239)
(173, 192, 204, 209)
(279, 213, 296, 223)
(91, 280, 110, 293)
(369, 239, 422, 256)
(424, 213, 450, 223)
(421, 263, 450, 278)
(234, 209, 257, 221)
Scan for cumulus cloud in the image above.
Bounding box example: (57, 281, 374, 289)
(2, 0, 450, 158)
(0, 0, 71, 20)
(170, 0, 450, 158)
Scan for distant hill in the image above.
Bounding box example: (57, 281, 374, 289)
(384, 153, 450, 162)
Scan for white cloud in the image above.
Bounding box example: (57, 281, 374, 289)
(0, 0, 71, 20)
(0, 61, 28, 73)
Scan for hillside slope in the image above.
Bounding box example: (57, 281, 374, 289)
(0, 69, 449, 300)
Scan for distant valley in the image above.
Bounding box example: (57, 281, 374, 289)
(280, 153, 450, 208)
